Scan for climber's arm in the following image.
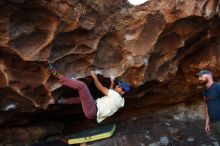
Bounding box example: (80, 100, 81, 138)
(91, 71, 108, 96)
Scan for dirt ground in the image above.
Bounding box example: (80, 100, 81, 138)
(86, 102, 219, 146)
(32, 102, 220, 146)
(88, 114, 218, 146)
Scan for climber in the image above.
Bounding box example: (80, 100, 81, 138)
(48, 64, 131, 123)
(195, 70, 220, 142)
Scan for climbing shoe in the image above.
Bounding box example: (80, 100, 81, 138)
(48, 63, 60, 77)
(57, 98, 64, 104)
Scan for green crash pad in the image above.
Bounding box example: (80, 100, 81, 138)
(65, 124, 116, 144)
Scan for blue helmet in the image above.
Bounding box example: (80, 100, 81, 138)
(117, 80, 131, 93)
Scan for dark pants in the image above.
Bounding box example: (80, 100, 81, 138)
(59, 76, 97, 119)
(211, 121, 220, 143)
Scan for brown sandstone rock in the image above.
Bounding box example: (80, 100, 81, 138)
(0, 0, 220, 144)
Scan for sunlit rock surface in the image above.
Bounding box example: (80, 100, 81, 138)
(0, 0, 220, 144)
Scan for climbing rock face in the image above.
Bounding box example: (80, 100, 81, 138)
(0, 0, 220, 144)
